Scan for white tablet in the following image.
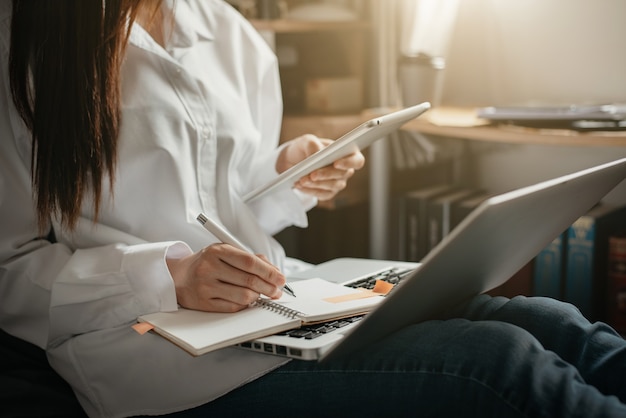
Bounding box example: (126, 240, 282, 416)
(243, 102, 431, 203)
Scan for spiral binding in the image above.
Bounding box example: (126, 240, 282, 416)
(254, 298, 303, 319)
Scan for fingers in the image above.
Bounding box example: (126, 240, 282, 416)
(276, 134, 332, 173)
(283, 134, 364, 201)
(206, 244, 285, 296)
(294, 149, 364, 200)
(304, 136, 332, 154)
(171, 244, 286, 313)
(295, 173, 350, 201)
(333, 150, 365, 171)
(215, 259, 284, 301)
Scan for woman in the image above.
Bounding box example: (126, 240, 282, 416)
(2, 1, 626, 417)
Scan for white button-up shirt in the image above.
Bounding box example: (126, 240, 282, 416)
(0, 1, 315, 416)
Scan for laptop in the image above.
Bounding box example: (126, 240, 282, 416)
(476, 103, 626, 130)
(237, 158, 626, 361)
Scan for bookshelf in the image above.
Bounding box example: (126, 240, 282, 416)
(275, 104, 626, 262)
(247, 15, 376, 263)
(403, 111, 626, 147)
(250, 18, 371, 116)
(247, 13, 626, 263)
(250, 16, 373, 209)
(368, 106, 626, 259)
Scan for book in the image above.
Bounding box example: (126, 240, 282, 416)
(533, 233, 566, 299)
(137, 278, 385, 356)
(426, 188, 481, 251)
(388, 162, 455, 261)
(606, 234, 626, 334)
(451, 192, 494, 229)
(402, 184, 455, 261)
(563, 204, 626, 320)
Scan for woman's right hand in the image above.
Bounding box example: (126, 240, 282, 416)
(165, 243, 286, 313)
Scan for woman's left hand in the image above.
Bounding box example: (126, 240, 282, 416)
(277, 134, 365, 201)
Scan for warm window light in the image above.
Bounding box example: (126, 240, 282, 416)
(398, 0, 460, 107)
(401, 0, 460, 58)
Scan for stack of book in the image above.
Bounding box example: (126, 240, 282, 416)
(395, 184, 490, 261)
(394, 184, 626, 326)
(533, 204, 626, 323)
(607, 233, 626, 335)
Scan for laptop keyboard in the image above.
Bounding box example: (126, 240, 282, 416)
(237, 267, 415, 358)
(344, 267, 414, 291)
(277, 315, 364, 340)
(280, 267, 414, 341)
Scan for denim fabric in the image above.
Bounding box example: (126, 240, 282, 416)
(174, 295, 626, 418)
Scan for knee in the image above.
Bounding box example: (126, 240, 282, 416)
(455, 319, 542, 359)
(444, 320, 552, 391)
(392, 319, 543, 372)
(508, 295, 590, 327)
(465, 294, 590, 334)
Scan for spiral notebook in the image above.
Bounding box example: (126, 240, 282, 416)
(137, 278, 385, 356)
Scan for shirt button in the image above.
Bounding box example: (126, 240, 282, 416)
(202, 127, 211, 139)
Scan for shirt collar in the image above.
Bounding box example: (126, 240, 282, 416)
(163, 0, 214, 48)
(128, 0, 214, 54)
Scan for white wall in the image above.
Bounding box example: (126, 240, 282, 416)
(442, 0, 626, 107)
(432, 0, 626, 207)
(467, 143, 626, 206)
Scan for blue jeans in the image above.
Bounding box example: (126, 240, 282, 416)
(171, 295, 626, 417)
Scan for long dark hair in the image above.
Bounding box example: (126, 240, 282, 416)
(9, 0, 149, 232)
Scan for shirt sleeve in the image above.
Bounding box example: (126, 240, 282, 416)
(0, 32, 190, 348)
(240, 31, 317, 235)
(47, 241, 191, 346)
(0, 122, 190, 348)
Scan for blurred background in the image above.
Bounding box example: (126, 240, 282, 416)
(226, 0, 626, 263)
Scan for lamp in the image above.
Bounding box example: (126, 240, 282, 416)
(398, 0, 460, 107)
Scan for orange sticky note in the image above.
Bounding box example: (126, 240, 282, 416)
(132, 322, 154, 335)
(372, 279, 394, 295)
(323, 289, 380, 303)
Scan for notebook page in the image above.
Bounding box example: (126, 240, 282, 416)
(276, 278, 384, 323)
